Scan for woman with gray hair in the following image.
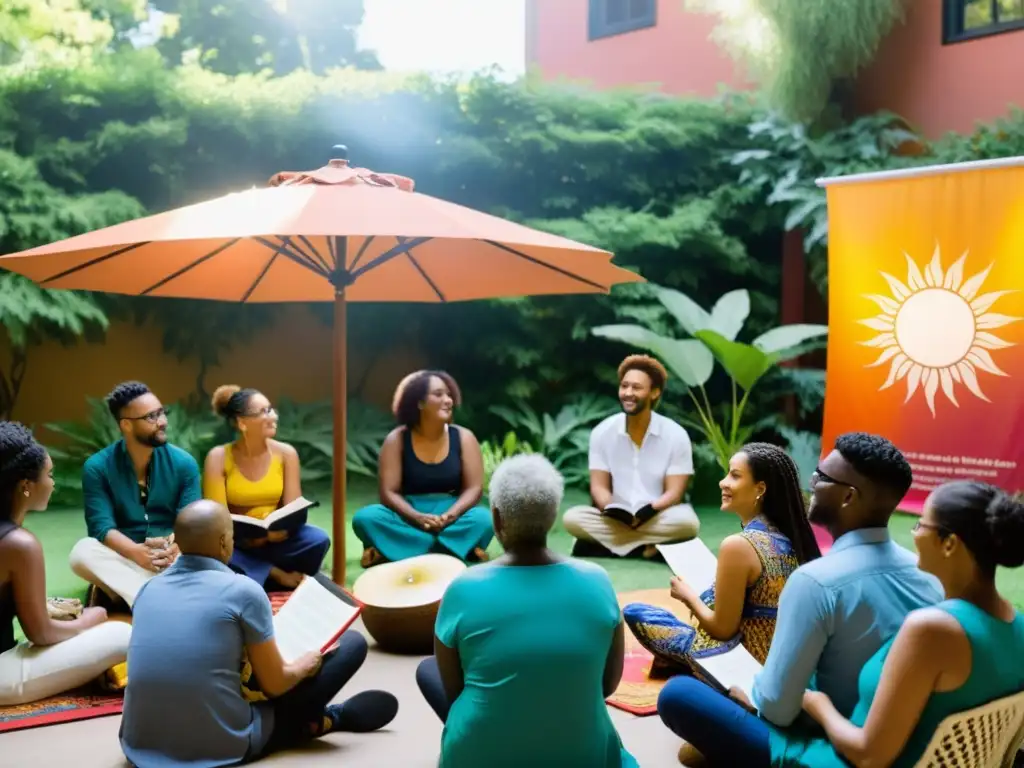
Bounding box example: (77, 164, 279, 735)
(415, 454, 637, 767)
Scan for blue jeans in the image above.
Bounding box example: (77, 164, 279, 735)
(658, 676, 772, 766)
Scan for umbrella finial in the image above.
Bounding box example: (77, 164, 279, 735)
(329, 144, 349, 168)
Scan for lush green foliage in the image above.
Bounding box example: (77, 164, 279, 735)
(594, 285, 827, 470)
(688, 0, 908, 122)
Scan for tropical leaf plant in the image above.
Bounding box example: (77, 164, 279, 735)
(489, 393, 613, 488)
(480, 431, 534, 492)
(272, 398, 392, 484)
(593, 284, 828, 470)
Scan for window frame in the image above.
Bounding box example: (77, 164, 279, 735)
(942, 0, 1024, 44)
(588, 0, 657, 41)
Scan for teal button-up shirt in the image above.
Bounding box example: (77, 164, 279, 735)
(82, 440, 201, 544)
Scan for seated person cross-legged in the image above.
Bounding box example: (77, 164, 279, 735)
(415, 455, 638, 768)
(120, 500, 398, 767)
(664, 481, 1024, 768)
(658, 432, 944, 767)
(70, 381, 201, 608)
(564, 355, 700, 560)
(203, 385, 330, 590)
(0, 422, 131, 706)
(624, 443, 821, 676)
(352, 370, 493, 568)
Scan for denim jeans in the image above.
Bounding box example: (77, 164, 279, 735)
(657, 675, 772, 766)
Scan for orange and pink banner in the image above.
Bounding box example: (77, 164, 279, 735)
(820, 159, 1024, 512)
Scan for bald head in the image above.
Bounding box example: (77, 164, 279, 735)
(174, 500, 233, 561)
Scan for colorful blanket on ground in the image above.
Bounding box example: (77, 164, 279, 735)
(0, 593, 294, 732)
(607, 588, 692, 716)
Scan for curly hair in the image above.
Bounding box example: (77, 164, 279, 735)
(929, 481, 1024, 577)
(210, 384, 261, 426)
(742, 442, 821, 564)
(393, 370, 462, 428)
(618, 355, 668, 402)
(834, 432, 913, 500)
(0, 422, 48, 522)
(105, 381, 151, 421)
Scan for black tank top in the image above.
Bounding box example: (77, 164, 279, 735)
(0, 520, 18, 654)
(401, 425, 463, 496)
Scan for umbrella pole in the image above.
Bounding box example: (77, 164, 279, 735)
(331, 249, 348, 586)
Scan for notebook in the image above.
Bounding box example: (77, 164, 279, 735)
(272, 573, 362, 663)
(655, 538, 762, 700)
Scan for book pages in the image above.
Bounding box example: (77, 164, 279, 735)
(273, 576, 360, 663)
(693, 644, 762, 701)
(656, 538, 719, 593)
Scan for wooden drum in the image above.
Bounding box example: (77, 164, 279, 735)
(352, 553, 467, 654)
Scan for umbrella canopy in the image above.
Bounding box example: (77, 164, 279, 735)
(2, 160, 636, 302)
(0, 157, 643, 584)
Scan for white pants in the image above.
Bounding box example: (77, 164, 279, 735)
(562, 504, 700, 557)
(0, 621, 131, 705)
(69, 538, 154, 608)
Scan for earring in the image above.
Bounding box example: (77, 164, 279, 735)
(23, 489, 29, 497)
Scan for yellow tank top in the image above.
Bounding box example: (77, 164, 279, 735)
(223, 444, 284, 520)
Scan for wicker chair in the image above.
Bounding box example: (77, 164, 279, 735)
(914, 690, 1024, 767)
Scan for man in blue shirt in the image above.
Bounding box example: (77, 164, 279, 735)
(657, 432, 943, 765)
(69, 381, 202, 607)
(121, 500, 398, 767)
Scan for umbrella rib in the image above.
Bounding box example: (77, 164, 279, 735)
(296, 235, 331, 272)
(278, 236, 328, 275)
(326, 236, 337, 267)
(349, 237, 432, 280)
(240, 251, 278, 303)
(397, 237, 446, 301)
(252, 236, 330, 278)
(348, 236, 376, 273)
(140, 238, 241, 296)
(39, 242, 151, 285)
(482, 240, 609, 291)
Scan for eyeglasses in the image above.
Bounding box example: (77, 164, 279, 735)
(123, 407, 170, 424)
(243, 406, 276, 418)
(810, 467, 859, 493)
(913, 520, 950, 537)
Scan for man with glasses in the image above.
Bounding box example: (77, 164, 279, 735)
(69, 381, 202, 608)
(657, 433, 944, 764)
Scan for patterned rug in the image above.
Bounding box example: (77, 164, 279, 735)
(607, 588, 692, 717)
(0, 593, 294, 733)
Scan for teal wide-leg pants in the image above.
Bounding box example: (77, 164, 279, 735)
(352, 494, 494, 562)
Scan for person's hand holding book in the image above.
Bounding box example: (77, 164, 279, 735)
(669, 575, 699, 609)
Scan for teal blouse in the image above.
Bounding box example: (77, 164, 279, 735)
(82, 440, 201, 543)
(772, 599, 1024, 767)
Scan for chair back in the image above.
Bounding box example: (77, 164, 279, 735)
(914, 690, 1024, 767)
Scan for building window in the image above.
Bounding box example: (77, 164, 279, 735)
(943, 0, 1024, 43)
(588, 0, 657, 41)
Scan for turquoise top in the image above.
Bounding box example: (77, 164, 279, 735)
(772, 599, 1024, 767)
(83, 440, 201, 543)
(435, 559, 637, 768)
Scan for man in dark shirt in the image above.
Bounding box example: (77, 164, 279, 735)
(69, 381, 201, 607)
(121, 500, 397, 766)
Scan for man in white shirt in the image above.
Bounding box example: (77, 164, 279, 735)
(564, 354, 700, 559)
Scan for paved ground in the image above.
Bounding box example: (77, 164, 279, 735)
(5, 618, 682, 768)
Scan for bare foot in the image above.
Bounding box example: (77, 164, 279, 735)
(360, 547, 387, 568)
(471, 547, 490, 562)
(642, 544, 660, 560)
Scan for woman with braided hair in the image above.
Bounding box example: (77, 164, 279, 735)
(0, 422, 131, 705)
(623, 442, 820, 676)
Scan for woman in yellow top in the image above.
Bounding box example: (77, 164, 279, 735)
(202, 385, 330, 589)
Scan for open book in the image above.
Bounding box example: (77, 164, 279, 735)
(656, 538, 763, 701)
(272, 573, 362, 664)
(602, 497, 653, 526)
(231, 496, 319, 534)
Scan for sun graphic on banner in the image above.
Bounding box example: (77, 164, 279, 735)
(859, 246, 1020, 416)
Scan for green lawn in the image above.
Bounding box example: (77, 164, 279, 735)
(24, 478, 1024, 608)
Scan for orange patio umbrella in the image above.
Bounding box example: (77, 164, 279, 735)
(0, 151, 643, 584)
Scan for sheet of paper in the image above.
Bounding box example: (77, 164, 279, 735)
(693, 644, 762, 701)
(656, 538, 719, 592)
(273, 576, 360, 663)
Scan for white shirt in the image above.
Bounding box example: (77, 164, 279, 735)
(588, 411, 694, 510)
